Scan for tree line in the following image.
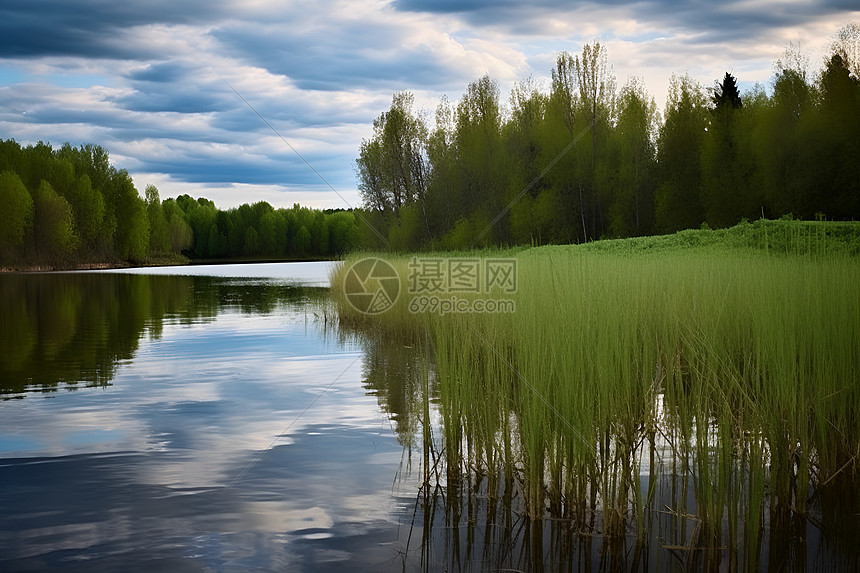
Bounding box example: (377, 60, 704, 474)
(0, 139, 360, 268)
(355, 24, 860, 250)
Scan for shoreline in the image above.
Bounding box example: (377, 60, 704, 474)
(1, 256, 339, 274)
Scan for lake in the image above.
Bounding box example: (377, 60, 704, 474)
(1, 261, 857, 571)
(0, 262, 435, 572)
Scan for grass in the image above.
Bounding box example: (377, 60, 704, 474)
(331, 219, 860, 568)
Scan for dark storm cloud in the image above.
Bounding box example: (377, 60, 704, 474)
(127, 61, 192, 83)
(393, 0, 855, 43)
(0, 0, 228, 59)
(121, 62, 229, 113)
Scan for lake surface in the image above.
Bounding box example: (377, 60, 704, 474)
(2, 262, 857, 571)
(0, 262, 435, 572)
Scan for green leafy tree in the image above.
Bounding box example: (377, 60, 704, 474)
(294, 225, 311, 255)
(540, 43, 616, 242)
(168, 213, 194, 254)
(65, 174, 105, 250)
(34, 180, 78, 260)
(162, 198, 193, 254)
(259, 209, 285, 256)
(109, 171, 149, 261)
(327, 211, 359, 254)
(310, 211, 329, 255)
(655, 74, 709, 232)
(146, 184, 170, 255)
(575, 42, 617, 240)
(606, 77, 658, 236)
(453, 75, 505, 242)
(756, 46, 815, 217)
(356, 92, 430, 239)
(543, 51, 586, 242)
(813, 52, 860, 218)
(0, 171, 34, 258)
(244, 226, 260, 256)
(504, 79, 549, 244)
(425, 95, 460, 239)
(63, 144, 116, 249)
(700, 72, 751, 227)
(186, 199, 217, 258)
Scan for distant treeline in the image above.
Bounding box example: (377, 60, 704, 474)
(0, 139, 360, 268)
(356, 25, 860, 250)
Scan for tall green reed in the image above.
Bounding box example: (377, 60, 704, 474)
(331, 226, 859, 568)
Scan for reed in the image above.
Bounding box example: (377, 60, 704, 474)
(332, 220, 860, 568)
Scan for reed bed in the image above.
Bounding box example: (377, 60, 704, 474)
(331, 221, 860, 569)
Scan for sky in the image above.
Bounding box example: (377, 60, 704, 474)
(0, 1, 856, 210)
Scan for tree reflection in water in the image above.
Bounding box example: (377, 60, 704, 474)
(0, 272, 330, 397)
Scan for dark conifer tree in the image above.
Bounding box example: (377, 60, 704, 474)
(713, 72, 743, 109)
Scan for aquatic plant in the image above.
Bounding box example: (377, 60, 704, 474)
(333, 220, 860, 569)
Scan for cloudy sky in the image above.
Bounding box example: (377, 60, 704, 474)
(0, 1, 856, 210)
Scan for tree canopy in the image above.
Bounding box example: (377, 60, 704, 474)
(0, 140, 360, 269)
(355, 27, 860, 249)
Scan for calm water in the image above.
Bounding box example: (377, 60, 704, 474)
(0, 263, 432, 572)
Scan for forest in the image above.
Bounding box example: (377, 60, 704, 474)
(356, 26, 860, 250)
(0, 140, 360, 269)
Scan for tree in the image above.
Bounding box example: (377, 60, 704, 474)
(575, 42, 617, 239)
(504, 78, 550, 244)
(187, 200, 217, 258)
(655, 74, 709, 232)
(310, 211, 329, 255)
(34, 180, 78, 259)
(162, 199, 193, 254)
(832, 22, 860, 79)
(327, 211, 359, 254)
(699, 72, 751, 227)
(146, 184, 170, 255)
(712, 72, 743, 110)
(607, 78, 658, 236)
(453, 75, 505, 242)
(244, 226, 260, 256)
(425, 95, 460, 239)
(109, 171, 149, 261)
(294, 225, 311, 255)
(65, 174, 105, 250)
(168, 213, 194, 254)
(812, 52, 860, 218)
(0, 171, 34, 257)
(544, 51, 586, 242)
(356, 92, 430, 238)
(258, 210, 285, 256)
(755, 49, 814, 217)
(550, 52, 578, 137)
